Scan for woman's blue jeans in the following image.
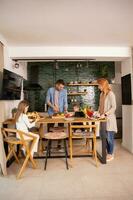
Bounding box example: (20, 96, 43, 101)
(106, 131, 115, 155)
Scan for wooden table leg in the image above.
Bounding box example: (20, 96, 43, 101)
(69, 124, 73, 164)
(38, 124, 45, 154)
(97, 122, 107, 164)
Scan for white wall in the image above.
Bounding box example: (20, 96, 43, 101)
(0, 34, 27, 123)
(5, 61, 27, 80)
(0, 34, 27, 78)
(121, 58, 133, 153)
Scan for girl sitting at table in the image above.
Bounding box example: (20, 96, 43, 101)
(14, 100, 39, 157)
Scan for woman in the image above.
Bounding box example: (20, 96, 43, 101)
(15, 100, 39, 157)
(97, 78, 117, 162)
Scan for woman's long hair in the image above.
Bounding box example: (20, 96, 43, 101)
(97, 78, 111, 94)
(14, 100, 29, 122)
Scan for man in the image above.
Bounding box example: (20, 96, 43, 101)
(46, 79, 68, 150)
(46, 79, 68, 116)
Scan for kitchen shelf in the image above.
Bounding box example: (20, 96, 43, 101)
(68, 92, 87, 96)
(67, 83, 98, 86)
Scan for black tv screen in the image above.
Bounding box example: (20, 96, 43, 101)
(121, 74, 132, 105)
(0, 69, 22, 100)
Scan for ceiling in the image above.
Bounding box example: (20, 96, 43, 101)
(0, 0, 133, 47)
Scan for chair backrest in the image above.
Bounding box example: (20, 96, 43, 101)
(1, 128, 33, 142)
(1, 128, 35, 154)
(1, 128, 17, 139)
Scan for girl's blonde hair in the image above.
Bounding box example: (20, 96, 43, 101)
(97, 78, 111, 94)
(14, 100, 29, 122)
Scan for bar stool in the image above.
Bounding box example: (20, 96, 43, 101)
(44, 132, 69, 170)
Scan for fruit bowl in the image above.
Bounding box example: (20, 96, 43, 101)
(27, 111, 40, 121)
(52, 113, 65, 119)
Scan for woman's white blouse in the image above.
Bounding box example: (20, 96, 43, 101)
(16, 113, 35, 133)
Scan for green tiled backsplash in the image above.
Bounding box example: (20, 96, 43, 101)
(24, 61, 115, 112)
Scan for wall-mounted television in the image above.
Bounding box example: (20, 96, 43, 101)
(0, 69, 23, 100)
(121, 74, 132, 105)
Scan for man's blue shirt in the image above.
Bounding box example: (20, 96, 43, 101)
(46, 87, 68, 115)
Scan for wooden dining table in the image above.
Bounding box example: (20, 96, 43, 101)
(2, 116, 107, 165)
(37, 117, 107, 164)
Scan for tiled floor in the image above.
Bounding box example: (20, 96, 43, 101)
(0, 140, 133, 200)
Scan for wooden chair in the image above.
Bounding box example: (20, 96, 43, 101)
(1, 128, 37, 179)
(69, 124, 98, 167)
(70, 122, 93, 152)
